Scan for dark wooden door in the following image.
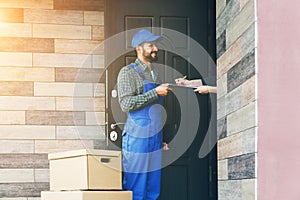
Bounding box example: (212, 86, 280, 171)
(105, 0, 217, 199)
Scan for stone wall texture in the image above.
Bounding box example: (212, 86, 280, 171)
(216, 0, 257, 199)
(0, 0, 105, 199)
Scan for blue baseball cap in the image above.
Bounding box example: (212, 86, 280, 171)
(131, 29, 162, 48)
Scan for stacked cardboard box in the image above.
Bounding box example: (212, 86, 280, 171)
(42, 191, 133, 200)
(41, 149, 132, 200)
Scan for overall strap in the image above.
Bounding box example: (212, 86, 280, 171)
(129, 63, 145, 80)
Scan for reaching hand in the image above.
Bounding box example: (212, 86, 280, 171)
(155, 84, 172, 96)
(194, 86, 209, 94)
(175, 78, 202, 88)
(194, 85, 217, 94)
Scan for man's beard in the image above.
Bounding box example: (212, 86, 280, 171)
(143, 51, 158, 62)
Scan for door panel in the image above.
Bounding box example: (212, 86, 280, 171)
(125, 17, 155, 49)
(161, 17, 190, 50)
(105, 0, 216, 199)
(160, 166, 188, 200)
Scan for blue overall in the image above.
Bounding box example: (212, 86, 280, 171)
(122, 63, 164, 200)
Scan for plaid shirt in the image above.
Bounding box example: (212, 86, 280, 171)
(117, 58, 160, 112)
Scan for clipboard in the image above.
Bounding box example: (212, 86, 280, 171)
(167, 83, 197, 89)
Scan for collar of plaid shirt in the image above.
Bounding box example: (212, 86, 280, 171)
(134, 58, 158, 82)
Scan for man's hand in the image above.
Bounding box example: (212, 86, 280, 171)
(163, 142, 170, 151)
(155, 84, 172, 96)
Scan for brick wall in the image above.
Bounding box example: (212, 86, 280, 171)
(0, 0, 105, 199)
(216, 0, 257, 199)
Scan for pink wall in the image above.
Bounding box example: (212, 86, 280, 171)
(258, 0, 300, 199)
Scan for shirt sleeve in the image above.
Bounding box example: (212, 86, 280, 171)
(117, 66, 159, 112)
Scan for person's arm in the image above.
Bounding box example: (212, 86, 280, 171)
(175, 77, 216, 94)
(117, 67, 159, 112)
(194, 85, 217, 94)
(175, 78, 202, 87)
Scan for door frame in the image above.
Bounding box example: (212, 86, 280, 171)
(103, 0, 217, 199)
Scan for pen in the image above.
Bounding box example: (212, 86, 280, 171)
(182, 75, 187, 80)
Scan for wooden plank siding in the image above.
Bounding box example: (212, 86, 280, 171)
(216, 0, 257, 199)
(0, 8, 23, 23)
(25, 111, 86, 126)
(55, 68, 104, 83)
(0, 0, 53, 9)
(0, 154, 48, 168)
(0, 82, 33, 96)
(53, 0, 105, 11)
(0, 183, 50, 197)
(0, 0, 106, 199)
(0, 37, 54, 53)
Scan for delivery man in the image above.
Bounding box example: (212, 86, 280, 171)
(117, 29, 172, 200)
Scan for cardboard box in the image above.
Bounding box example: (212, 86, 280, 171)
(49, 149, 122, 191)
(41, 191, 132, 200)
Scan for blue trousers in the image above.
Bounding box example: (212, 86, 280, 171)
(122, 132, 162, 200)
